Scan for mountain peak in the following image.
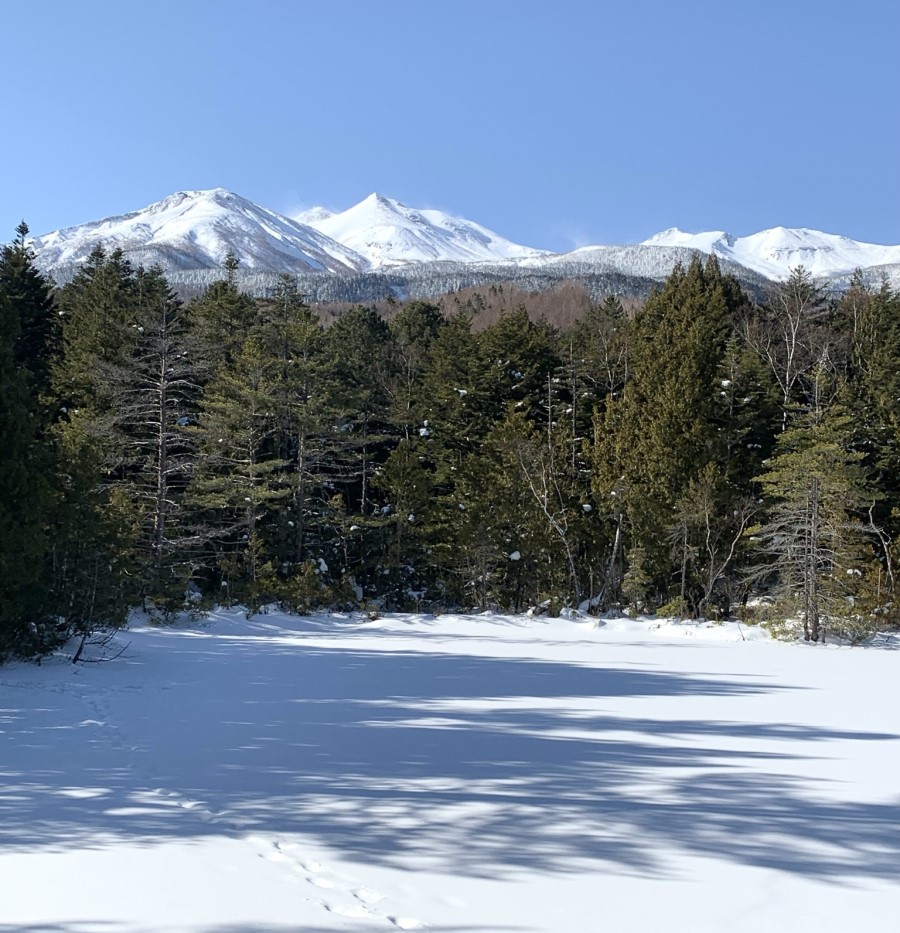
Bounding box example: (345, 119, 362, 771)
(640, 225, 900, 280)
(303, 193, 547, 268)
(31, 189, 371, 275)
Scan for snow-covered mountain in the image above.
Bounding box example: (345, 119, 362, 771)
(26, 188, 899, 294)
(641, 226, 900, 281)
(295, 193, 549, 268)
(515, 243, 770, 288)
(32, 189, 371, 276)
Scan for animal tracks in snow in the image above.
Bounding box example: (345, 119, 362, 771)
(252, 836, 425, 928)
(9, 672, 428, 928)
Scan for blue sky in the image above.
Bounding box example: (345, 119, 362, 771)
(2, 0, 898, 251)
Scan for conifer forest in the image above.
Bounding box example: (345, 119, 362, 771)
(3, 224, 900, 659)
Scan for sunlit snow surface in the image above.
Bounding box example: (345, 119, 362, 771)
(2, 611, 899, 932)
(298, 193, 550, 268)
(641, 226, 900, 281)
(31, 189, 371, 275)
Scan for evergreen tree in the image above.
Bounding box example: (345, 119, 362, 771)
(325, 305, 395, 519)
(0, 221, 57, 402)
(387, 300, 445, 439)
(255, 277, 336, 578)
(49, 247, 146, 640)
(478, 308, 560, 427)
(107, 267, 199, 604)
(754, 405, 876, 642)
(0, 244, 52, 656)
(189, 335, 288, 607)
(371, 437, 437, 607)
(188, 253, 258, 377)
(836, 276, 900, 606)
(593, 257, 749, 610)
(449, 413, 541, 610)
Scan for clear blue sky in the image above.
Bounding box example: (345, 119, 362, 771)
(2, 0, 898, 250)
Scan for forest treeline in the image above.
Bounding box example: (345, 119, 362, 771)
(2, 223, 900, 659)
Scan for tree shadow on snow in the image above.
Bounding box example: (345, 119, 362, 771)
(1, 626, 898, 884)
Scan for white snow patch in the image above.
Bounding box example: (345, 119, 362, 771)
(1, 610, 899, 932)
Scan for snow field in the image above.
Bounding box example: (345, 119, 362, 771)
(1, 611, 898, 932)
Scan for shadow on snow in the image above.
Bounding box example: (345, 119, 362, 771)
(1, 621, 898, 883)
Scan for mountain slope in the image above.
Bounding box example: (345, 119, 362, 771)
(642, 226, 900, 281)
(297, 193, 549, 268)
(32, 189, 371, 276)
(516, 242, 769, 287)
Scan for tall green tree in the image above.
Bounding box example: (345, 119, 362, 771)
(189, 335, 288, 606)
(754, 405, 876, 642)
(49, 247, 146, 638)
(593, 257, 751, 609)
(0, 232, 53, 655)
(0, 222, 57, 401)
(188, 253, 258, 377)
(256, 277, 335, 573)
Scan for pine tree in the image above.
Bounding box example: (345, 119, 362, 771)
(107, 267, 199, 604)
(754, 404, 876, 642)
(371, 437, 437, 607)
(478, 308, 560, 427)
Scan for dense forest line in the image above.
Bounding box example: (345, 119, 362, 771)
(2, 222, 900, 659)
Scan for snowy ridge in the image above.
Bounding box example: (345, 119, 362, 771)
(25, 188, 900, 289)
(642, 225, 900, 281)
(512, 242, 771, 286)
(32, 188, 372, 275)
(297, 192, 550, 268)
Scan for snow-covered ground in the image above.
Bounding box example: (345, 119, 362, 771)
(2, 611, 898, 932)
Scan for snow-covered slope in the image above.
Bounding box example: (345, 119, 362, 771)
(642, 226, 900, 281)
(26, 189, 899, 289)
(515, 242, 770, 287)
(297, 192, 550, 268)
(32, 189, 371, 275)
